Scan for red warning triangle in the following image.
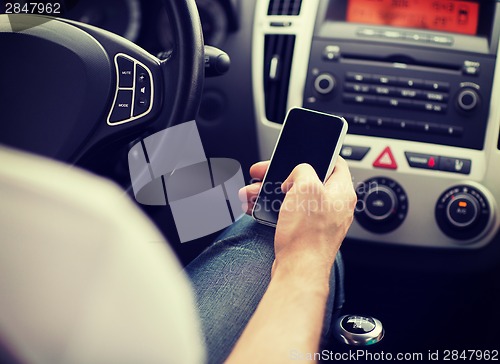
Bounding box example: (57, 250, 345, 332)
(373, 146, 398, 169)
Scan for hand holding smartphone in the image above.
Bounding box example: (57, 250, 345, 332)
(252, 108, 348, 226)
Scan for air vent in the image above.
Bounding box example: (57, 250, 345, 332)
(267, 0, 302, 15)
(263, 34, 295, 124)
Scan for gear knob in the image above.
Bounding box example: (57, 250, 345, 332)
(334, 315, 384, 346)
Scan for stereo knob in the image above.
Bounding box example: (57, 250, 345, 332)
(457, 88, 479, 111)
(314, 73, 336, 95)
(435, 185, 491, 241)
(355, 177, 408, 233)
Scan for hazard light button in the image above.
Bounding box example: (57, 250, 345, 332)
(373, 147, 397, 169)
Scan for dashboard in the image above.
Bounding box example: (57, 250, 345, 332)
(253, 0, 500, 249)
(3, 0, 498, 251)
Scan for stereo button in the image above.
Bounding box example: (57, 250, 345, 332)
(378, 97, 412, 109)
(381, 30, 403, 39)
(373, 75, 397, 85)
(424, 80, 450, 91)
(394, 119, 416, 130)
(397, 77, 424, 88)
(352, 115, 368, 125)
(412, 122, 429, 132)
(432, 125, 463, 137)
(405, 33, 430, 42)
(463, 60, 480, 76)
(430, 35, 453, 45)
(323, 45, 340, 61)
(371, 86, 396, 96)
(344, 94, 377, 105)
(424, 92, 448, 102)
(357, 28, 380, 37)
(345, 83, 370, 93)
(399, 89, 421, 98)
(412, 101, 447, 113)
(368, 116, 393, 128)
(346, 72, 372, 83)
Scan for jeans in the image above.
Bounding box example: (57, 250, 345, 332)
(186, 215, 345, 364)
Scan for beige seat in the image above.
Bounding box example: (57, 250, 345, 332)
(0, 146, 205, 364)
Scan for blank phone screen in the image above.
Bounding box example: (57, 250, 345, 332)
(253, 109, 346, 225)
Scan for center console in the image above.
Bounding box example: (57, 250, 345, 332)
(252, 0, 500, 248)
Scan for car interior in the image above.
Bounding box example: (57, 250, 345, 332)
(1, 0, 500, 361)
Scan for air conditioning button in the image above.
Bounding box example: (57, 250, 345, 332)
(446, 195, 479, 228)
(355, 177, 408, 233)
(435, 185, 491, 242)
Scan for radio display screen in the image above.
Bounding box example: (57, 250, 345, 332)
(346, 0, 480, 35)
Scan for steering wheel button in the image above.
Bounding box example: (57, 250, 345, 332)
(134, 97, 149, 116)
(136, 65, 150, 85)
(137, 73, 148, 83)
(133, 66, 152, 117)
(110, 90, 133, 123)
(117, 56, 135, 88)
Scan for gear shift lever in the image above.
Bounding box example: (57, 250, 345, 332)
(334, 315, 384, 346)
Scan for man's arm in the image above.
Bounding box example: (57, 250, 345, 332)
(228, 158, 356, 363)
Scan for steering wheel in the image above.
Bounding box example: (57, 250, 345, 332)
(0, 0, 204, 170)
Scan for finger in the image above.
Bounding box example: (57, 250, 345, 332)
(281, 163, 320, 194)
(239, 183, 262, 215)
(249, 161, 270, 181)
(243, 203, 251, 215)
(242, 201, 254, 215)
(324, 157, 353, 190)
(238, 182, 262, 203)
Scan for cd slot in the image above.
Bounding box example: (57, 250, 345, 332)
(339, 54, 461, 75)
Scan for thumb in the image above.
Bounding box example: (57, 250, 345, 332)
(281, 163, 319, 194)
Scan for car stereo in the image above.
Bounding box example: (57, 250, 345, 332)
(302, 0, 499, 150)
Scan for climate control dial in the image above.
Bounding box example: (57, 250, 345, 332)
(355, 177, 408, 233)
(435, 185, 491, 241)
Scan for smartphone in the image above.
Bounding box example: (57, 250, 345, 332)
(252, 107, 348, 226)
